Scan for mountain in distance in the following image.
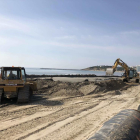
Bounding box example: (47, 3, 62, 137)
(83, 65, 125, 71)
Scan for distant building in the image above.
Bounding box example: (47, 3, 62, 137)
(136, 65, 140, 72)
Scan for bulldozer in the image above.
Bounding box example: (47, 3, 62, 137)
(0, 66, 37, 103)
(106, 58, 139, 83)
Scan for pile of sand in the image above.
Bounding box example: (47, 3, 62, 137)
(35, 79, 127, 97)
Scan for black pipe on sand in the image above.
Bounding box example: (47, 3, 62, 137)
(88, 109, 140, 140)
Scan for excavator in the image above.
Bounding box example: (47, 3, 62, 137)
(88, 59, 140, 140)
(106, 58, 139, 83)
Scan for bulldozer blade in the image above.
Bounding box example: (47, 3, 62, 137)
(106, 68, 114, 76)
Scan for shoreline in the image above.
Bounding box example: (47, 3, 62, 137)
(26, 74, 121, 78)
(82, 69, 124, 73)
(27, 76, 122, 83)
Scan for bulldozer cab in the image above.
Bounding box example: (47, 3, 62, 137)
(0, 67, 37, 103)
(0, 67, 26, 81)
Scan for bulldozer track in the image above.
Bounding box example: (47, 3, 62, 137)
(15, 99, 120, 140)
(0, 93, 110, 122)
(0, 101, 99, 140)
(0, 92, 127, 140)
(0, 97, 95, 122)
(18, 85, 30, 103)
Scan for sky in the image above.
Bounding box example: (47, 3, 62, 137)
(0, 0, 140, 69)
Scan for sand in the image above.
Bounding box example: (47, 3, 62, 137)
(0, 77, 140, 140)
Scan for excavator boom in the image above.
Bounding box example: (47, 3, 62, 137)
(106, 58, 129, 76)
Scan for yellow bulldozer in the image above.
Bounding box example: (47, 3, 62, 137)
(0, 66, 37, 103)
(106, 58, 139, 83)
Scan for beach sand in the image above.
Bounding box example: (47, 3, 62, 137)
(0, 77, 139, 140)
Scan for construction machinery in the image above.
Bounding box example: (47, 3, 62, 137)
(0, 67, 37, 103)
(106, 58, 139, 83)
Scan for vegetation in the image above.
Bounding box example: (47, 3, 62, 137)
(83, 65, 125, 71)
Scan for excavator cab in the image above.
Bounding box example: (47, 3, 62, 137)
(129, 70, 134, 79)
(128, 69, 139, 80)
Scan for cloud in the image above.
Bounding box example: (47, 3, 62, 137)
(0, 51, 60, 67)
(0, 14, 140, 68)
(0, 15, 31, 34)
(120, 30, 140, 35)
(55, 35, 76, 40)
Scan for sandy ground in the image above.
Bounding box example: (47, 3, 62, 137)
(0, 77, 140, 140)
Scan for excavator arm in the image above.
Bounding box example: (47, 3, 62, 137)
(106, 58, 129, 76)
(106, 58, 139, 83)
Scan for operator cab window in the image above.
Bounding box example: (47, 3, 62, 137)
(0, 68, 1, 78)
(21, 69, 26, 82)
(2, 68, 21, 80)
(129, 70, 134, 78)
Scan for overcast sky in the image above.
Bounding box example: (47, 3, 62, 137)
(0, 0, 140, 69)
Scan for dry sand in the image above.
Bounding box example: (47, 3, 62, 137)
(0, 77, 140, 140)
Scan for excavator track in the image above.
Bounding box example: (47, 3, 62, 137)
(17, 85, 31, 103)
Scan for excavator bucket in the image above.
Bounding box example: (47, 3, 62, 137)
(106, 68, 114, 76)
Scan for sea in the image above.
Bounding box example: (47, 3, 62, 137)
(25, 68, 123, 76)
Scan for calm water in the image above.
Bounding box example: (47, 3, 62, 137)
(25, 68, 123, 76)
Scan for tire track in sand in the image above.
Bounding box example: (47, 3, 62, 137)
(0, 98, 101, 140)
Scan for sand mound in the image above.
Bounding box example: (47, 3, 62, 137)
(52, 89, 84, 97)
(79, 84, 97, 95)
(92, 80, 127, 93)
(35, 79, 128, 97)
(79, 80, 127, 95)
